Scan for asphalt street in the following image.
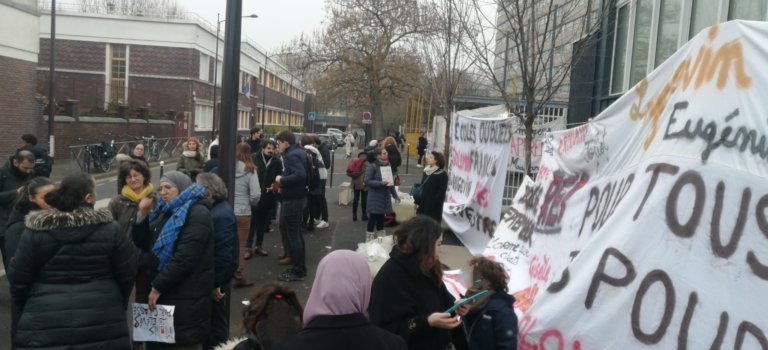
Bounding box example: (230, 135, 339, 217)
(0, 147, 471, 348)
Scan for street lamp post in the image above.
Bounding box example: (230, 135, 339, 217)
(261, 56, 268, 131)
(48, 0, 56, 157)
(212, 13, 257, 140)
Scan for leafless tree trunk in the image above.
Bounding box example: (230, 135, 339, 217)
(457, 0, 605, 175)
(283, 0, 435, 141)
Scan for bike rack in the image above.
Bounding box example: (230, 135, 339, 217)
(68, 137, 190, 173)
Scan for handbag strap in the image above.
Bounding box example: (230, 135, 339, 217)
(420, 174, 431, 186)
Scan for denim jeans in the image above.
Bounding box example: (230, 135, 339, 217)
(280, 198, 306, 274)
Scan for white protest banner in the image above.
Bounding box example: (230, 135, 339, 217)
(507, 116, 566, 174)
(484, 21, 768, 349)
(132, 303, 176, 343)
(443, 114, 514, 254)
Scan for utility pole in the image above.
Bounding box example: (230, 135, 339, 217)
(48, 0, 56, 157)
(219, 0, 243, 204)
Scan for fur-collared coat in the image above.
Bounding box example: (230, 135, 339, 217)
(8, 208, 137, 350)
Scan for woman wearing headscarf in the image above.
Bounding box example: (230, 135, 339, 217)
(133, 170, 214, 350)
(415, 151, 449, 223)
(275, 250, 406, 350)
(368, 216, 469, 350)
(8, 173, 136, 350)
(178, 137, 205, 180)
(5, 176, 55, 347)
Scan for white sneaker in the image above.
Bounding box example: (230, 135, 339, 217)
(314, 219, 321, 225)
(316, 220, 329, 228)
(416, 164, 423, 167)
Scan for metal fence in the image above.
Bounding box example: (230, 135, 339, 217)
(69, 137, 189, 173)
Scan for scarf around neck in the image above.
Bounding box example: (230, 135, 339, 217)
(121, 183, 154, 203)
(423, 164, 440, 175)
(149, 183, 206, 271)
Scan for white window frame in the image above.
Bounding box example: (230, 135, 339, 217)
(609, 0, 632, 95)
(199, 53, 210, 82)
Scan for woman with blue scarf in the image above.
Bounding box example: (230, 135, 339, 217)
(133, 171, 215, 350)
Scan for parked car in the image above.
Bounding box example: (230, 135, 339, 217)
(326, 128, 344, 136)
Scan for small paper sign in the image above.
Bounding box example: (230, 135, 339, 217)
(132, 303, 176, 343)
(380, 165, 394, 186)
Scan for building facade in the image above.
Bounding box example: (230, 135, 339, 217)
(35, 8, 308, 142)
(571, 0, 767, 123)
(0, 0, 42, 154)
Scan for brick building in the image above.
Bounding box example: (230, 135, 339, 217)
(0, 0, 43, 155)
(35, 9, 309, 144)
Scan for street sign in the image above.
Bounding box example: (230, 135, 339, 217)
(362, 111, 372, 124)
(308, 112, 316, 121)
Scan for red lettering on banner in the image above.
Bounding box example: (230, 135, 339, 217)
(519, 315, 582, 350)
(538, 171, 589, 233)
(529, 255, 552, 283)
(513, 285, 539, 313)
(537, 166, 551, 181)
(557, 125, 588, 155)
(474, 183, 490, 209)
(450, 148, 472, 171)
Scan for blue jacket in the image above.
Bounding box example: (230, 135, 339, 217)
(280, 144, 308, 201)
(210, 199, 238, 290)
(463, 292, 518, 350)
(364, 160, 398, 215)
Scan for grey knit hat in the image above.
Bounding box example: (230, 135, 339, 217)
(160, 171, 192, 192)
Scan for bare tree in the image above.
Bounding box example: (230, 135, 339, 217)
(415, 0, 480, 157)
(284, 0, 436, 140)
(457, 0, 604, 174)
(69, 0, 184, 18)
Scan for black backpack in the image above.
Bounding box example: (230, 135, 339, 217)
(305, 149, 321, 191)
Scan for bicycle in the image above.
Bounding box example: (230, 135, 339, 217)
(78, 137, 116, 172)
(144, 136, 160, 161)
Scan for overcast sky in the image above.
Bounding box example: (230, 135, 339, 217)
(181, 0, 327, 53)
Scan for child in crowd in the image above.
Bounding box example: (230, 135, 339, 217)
(216, 283, 303, 350)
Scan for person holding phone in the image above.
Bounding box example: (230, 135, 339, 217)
(368, 215, 469, 350)
(463, 256, 518, 350)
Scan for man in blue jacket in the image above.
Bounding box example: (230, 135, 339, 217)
(275, 131, 309, 282)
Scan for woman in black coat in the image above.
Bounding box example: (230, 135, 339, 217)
(368, 216, 469, 350)
(276, 250, 406, 350)
(8, 173, 136, 350)
(133, 171, 214, 349)
(5, 177, 54, 348)
(415, 151, 449, 223)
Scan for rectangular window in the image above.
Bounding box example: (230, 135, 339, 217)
(689, 0, 719, 38)
(195, 104, 213, 130)
(238, 110, 250, 129)
(610, 4, 630, 94)
(629, 0, 653, 87)
(655, 0, 682, 67)
(199, 54, 210, 81)
(729, 0, 767, 21)
(109, 44, 127, 103)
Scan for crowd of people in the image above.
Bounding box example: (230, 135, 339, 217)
(0, 130, 520, 350)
